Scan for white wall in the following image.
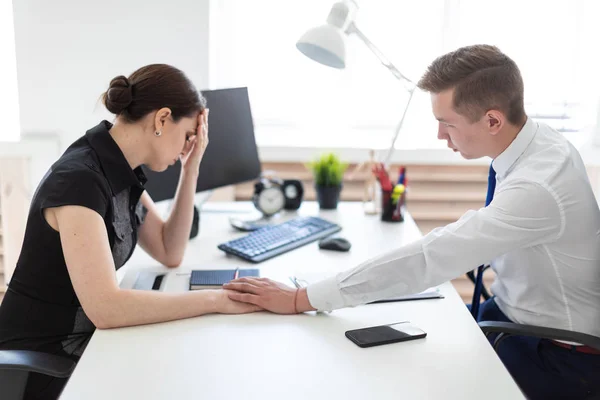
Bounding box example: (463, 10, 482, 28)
(0, 0, 20, 142)
(12, 0, 211, 150)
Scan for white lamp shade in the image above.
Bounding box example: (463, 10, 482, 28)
(296, 24, 347, 69)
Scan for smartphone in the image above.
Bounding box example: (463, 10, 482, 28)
(345, 321, 427, 348)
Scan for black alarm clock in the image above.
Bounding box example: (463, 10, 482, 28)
(252, 178, 286, 217)
(281, 179, 304, 210)
(252, 178, 304, 216)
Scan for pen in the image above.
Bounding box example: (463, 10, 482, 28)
(397, 166, 406, 185)
(233, 267, 240, 280)
(372, 163, 393, 191)
(289, 276, 301, 288)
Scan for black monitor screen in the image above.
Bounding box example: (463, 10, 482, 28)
(141, 87, 262, 202)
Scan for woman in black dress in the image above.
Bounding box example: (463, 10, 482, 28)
(0, 64, 259, 399)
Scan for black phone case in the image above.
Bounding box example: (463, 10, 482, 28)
(345, 327, 427, 348)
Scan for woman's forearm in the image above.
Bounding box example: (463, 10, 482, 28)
(162, 169, 198, 265)
(95, 288, 218, 329)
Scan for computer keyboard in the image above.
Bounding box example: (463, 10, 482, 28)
(217, 216, 342, 263)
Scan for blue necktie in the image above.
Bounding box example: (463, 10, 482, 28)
(470, 163, 496, 320)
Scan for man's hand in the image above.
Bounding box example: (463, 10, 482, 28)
(181, 109, 209, 173)
(223, 277, 316, 314)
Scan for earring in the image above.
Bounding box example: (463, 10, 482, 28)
(155, 130, 162, 137)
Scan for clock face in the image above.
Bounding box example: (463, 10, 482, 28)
(285, 185, 298, 199)
(258, 187, 285, 216)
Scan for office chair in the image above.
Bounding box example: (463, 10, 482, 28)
(0, 350, 76, 400)
(466, 265, 492, 301)
(479, 321, 600, 352)
(468, 266, 600, 351)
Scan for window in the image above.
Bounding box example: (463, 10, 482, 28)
(0, 0, 21, 142)
(454, 0, 600, 147)
(210, 0, 600, 149)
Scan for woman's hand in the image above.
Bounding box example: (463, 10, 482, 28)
(181, 108, 209, 174)
(215, 289, 263, 314)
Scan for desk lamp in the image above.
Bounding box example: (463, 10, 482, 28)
(296, 0, 415, 167)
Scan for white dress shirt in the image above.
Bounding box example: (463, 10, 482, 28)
(307, 117, 600, 338)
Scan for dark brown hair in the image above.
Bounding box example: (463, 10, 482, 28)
(417, 44, 526, 125)
(101, 64, 206, 122)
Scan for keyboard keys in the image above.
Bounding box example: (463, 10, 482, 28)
(217, 216, 341, 263)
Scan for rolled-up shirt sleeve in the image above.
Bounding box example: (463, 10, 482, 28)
(307, 179, 564, 311)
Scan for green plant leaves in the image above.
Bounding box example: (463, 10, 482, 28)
(306, 152, 348, 187)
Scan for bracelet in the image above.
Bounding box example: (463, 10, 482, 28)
(293, 289, 299, 314)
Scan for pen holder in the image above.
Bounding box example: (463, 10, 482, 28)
(381, 189, 405, 222)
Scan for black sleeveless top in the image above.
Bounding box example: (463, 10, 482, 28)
(0, 120, 147, 361)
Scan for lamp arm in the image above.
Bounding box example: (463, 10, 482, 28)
(383, 88, 416, 166)
(346, 22, 416, 166)
(347, 22, 414, 87)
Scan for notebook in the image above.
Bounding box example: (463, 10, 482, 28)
(367, 290, 444, 303)
(189, 269, 260, 290)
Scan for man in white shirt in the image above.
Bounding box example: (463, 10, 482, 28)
(225, 45, 600, 399)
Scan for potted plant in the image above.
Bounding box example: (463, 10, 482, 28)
(307, 152, 348, 209)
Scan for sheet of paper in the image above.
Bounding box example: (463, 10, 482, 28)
(289, 272, 443, 301)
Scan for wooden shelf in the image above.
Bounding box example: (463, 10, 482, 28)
(408, 192, 486, 202)
(232, 161, 492, 236)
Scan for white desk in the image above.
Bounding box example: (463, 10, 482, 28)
(61, 202, 523, 399)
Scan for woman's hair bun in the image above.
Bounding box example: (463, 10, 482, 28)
(103, 75, 133, 115)
(100, 64, 204, 122)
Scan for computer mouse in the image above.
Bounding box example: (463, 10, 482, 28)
(318, 237, 351, 252)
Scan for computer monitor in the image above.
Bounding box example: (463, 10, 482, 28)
(141, 87, 262, 202)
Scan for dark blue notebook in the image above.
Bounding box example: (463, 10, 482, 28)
(189, 269, 260, 290)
